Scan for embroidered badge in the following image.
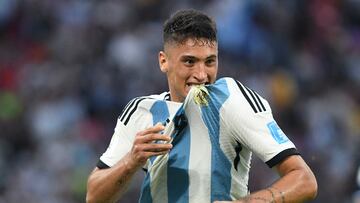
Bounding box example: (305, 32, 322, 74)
(267, 121, 289, 144)
(193, 85, 209, 106)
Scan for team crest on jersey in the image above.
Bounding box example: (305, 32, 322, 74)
(193, 85, 209, 106)
(267, 121, 289, 144)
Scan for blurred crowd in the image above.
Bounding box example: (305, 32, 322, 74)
(0, 0, 359, 202)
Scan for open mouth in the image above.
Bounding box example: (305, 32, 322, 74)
(185, 83, 210, 94)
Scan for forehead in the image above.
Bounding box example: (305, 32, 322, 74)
(165, 38, 218, 58)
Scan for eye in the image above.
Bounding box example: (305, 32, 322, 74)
(184, 59, 195, 66)
(205, 59, 216, 66)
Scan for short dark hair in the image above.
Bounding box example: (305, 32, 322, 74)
(163, 9, 217, 45)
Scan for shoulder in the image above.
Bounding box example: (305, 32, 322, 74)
(212, 77, 270, 115)
(119, 92, 170, 126)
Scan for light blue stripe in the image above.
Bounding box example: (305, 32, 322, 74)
(150, 100, 170, 126)
(167, 107, 190, 203)
(139, 100, 170, 203)
(200, 78, 232, 202)
(139, 174, 152, 203)
(149, 100, 170, 164)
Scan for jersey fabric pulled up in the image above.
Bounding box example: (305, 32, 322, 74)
(97, 77, 299, 203)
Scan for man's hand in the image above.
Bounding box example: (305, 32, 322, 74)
(128, 123, 173, 169)
(86, 123, 173, 203)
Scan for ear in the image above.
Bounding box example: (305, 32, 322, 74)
(159, 51, 168, 73)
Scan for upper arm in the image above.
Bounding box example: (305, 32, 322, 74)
(274, 155, 309, 176)
(273, 154, 318, 200)
(225, 79, 299, 167)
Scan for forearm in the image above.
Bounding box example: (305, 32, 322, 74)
(238, 159, 317, 203)
(86, 153, 140, 203)
(268, 165, 317, 202)
(241, 169, 316, 202)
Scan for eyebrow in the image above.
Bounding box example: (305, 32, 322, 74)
(205, 55, 217, 60)
(180, 54, 217, 60)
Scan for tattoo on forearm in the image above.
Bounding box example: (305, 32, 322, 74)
(240, 187, 286, 203)
(266, 188, 276, 203)
(241, 196, 272, 203)
(270, 187, 285, 203)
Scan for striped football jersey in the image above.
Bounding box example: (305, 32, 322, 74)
(97, 77, 299, 203)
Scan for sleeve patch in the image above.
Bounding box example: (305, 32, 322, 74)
(267, 121, 289, 144)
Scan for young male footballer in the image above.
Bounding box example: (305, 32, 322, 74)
(86, 9, 317, 203)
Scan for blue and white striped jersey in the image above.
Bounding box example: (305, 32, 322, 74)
(97, 77, 299, 203)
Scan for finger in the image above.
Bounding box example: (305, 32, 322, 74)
(142, 143, 173, 152)
(132, 143, 172, 154)
(130, 149, 170, 165)
(137, 123, 165, 136)
(144, 150, 171, 157)
(138, 133, 171, 143)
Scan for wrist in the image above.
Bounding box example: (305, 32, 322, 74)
(123, 152, 142, 172)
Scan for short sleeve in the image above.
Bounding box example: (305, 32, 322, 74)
(98, 118, 133, 168)
(224, 79, 299, 168)
(96, 97, 155, 169)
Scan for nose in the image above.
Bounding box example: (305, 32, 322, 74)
(193, 64, 207, 82)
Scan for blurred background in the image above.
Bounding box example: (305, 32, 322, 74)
(0, 0, 359, 202)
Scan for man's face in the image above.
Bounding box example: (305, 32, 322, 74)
(159, 38, 218, 102)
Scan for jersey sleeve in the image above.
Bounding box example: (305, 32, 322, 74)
(224, 78, 300, 168)
(97, 118, 133, 168)
(97, 97, 152, 168)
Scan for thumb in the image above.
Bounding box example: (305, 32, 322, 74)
(155, 122, 165, 129)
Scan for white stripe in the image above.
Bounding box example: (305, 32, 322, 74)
(150, 161, 168, 203)
(186, 98, 211, 203)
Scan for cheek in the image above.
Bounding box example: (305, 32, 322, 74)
(168, 66, 188, 88)
(174, 67, 190, 81)
(208, 68, 218, 81)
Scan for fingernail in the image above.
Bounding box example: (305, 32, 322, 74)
(156, 122, 165, 128)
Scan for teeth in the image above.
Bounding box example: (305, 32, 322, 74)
(187, 84, 204, 87)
